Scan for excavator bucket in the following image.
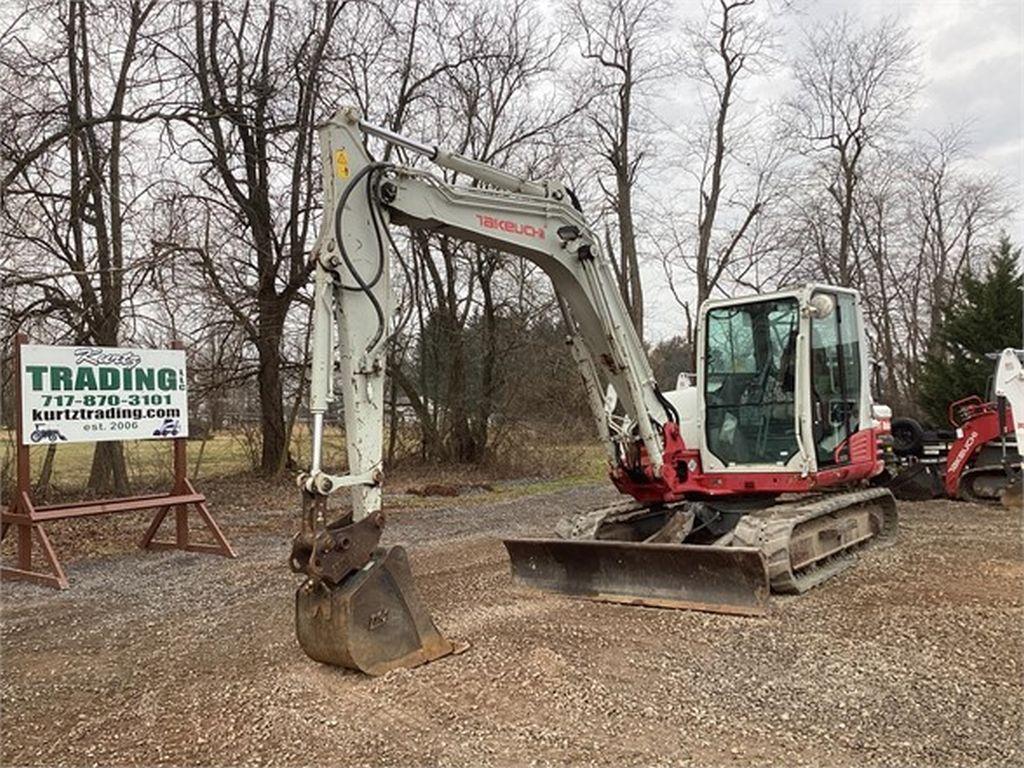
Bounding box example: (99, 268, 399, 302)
(503, 539, 770, 616)
(295, 545, 454, 675)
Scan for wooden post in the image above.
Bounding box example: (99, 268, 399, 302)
(1, 334, 67, 587)
(171, 340, 188, 548)
(13, 333, 31, 570)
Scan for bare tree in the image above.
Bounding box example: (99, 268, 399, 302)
(158, 0, 345, 475)
(785, 14, 917, 286)
(689, 0, 777, 307)
(387, 0, 579, 463)
(569, 0, 669, 342)
(1, 0, 169, 493)
(838, 127, 1002, 413)
(848, 150, 908, 406)
(909, 128, 1006, 339)
(658, 0, 781, 341)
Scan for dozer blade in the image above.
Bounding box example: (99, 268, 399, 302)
(503, 538, 770, 616)
(295, 545, 454, 675)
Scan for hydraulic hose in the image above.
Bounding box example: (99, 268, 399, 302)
(331, 162, 393, 353)
(654, 385, 680, 424)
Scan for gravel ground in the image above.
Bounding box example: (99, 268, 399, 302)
(1, 481, 1021, 767)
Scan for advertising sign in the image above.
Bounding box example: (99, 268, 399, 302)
(20, 344, 189, 445)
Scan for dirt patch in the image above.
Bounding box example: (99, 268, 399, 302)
(2, 488, 1021, 767)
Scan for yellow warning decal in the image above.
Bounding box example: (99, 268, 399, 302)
(334, 149, 349, 179)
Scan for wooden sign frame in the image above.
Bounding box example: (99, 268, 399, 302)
(1, 334, 236, 589)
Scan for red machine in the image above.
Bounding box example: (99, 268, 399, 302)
(889, 350, 1024, 504)
(943, 396, 1017, 499)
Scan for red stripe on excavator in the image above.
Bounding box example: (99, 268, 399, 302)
(611, 422, 885, 503)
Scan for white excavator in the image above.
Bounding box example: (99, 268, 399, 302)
(289, 108, 898, 675)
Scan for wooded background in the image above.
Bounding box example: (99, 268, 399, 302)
(2, 0, 1020, 493)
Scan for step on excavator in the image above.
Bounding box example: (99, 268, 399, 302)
(289, 107, 898, 675)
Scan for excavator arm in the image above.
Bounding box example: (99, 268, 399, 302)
(993, 348, 1024, 449)
(289, 107, 677, 674)
(994, 349, 1024, 507)
(301, 107, 672, 511)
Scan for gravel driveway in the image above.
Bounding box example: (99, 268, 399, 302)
(1, 481, 1021, 767)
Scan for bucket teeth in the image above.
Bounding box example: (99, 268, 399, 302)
(295, 545, 454, 675)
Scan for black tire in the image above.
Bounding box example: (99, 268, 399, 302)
(885, 462, 942, 500)
(891, 417, 925, 457)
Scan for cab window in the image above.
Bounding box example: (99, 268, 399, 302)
(704, 299, 800, 466)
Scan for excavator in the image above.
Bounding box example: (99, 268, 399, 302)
(289, 107, 898, 675)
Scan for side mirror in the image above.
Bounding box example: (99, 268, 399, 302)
(807, 294, 835, 319)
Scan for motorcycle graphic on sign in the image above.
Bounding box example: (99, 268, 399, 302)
(29, 424, 68, 443)
(152, 418, 181, 437)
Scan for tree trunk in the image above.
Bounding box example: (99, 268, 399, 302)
(36, 444, 58, 497)
(88, 317, 129, 494)
(256, 331, 287, 475)
(838, 190, 854, 286)
(386, 360, 400, 465)
(836, 154, 859, 287)
(254, 288, 288, 476)
(391, 365, 445, 460)
(209, 393, 225, 432)
(88, 441, 129, 496)
(616, 175, 643, 341)
(471, 258, 498, 458)
(445, 313, 476, 462)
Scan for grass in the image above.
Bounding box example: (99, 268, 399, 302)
(2, 431, 251, 489)
(0, 424, 609, 503)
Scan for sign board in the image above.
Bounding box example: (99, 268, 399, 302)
(20, 344, 189, 445)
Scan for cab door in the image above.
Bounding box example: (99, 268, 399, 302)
(808, 291, 862, 467)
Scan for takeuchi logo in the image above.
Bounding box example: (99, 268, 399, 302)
(475, 214, 545, 241)
(74, 348, 143, 369)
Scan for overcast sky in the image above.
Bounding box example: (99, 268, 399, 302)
(831, 0, 1022, 191)
(642, 0, 1023, 341)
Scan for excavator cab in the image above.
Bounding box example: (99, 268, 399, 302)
(507, 285, 895, 614)
(701, 295, 802, 469)
(698, 287, 874, 478)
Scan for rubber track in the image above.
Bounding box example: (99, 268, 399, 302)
(554, 501, 652, 540)
(731, 487, 898, 594)
(958, 465, 1015, 504)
